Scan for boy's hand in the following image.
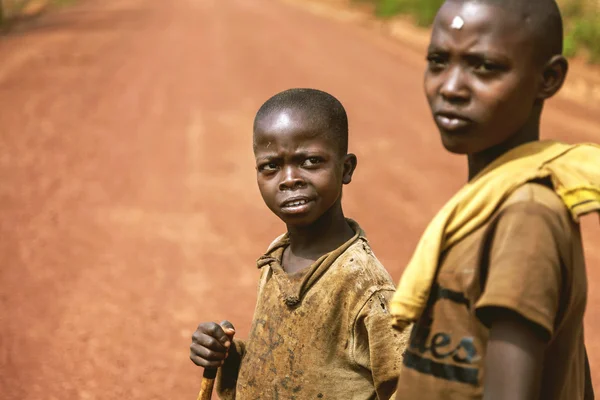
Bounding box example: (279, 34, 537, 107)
(190, 320, 236, 368)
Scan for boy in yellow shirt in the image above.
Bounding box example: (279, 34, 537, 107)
(391, 0, 599, 399)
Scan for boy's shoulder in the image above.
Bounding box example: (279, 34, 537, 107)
(496, 181, 577, 240)
(504, 181, 566, 212)
(265, 233, 287, 253)
(335, 237, 396, 290)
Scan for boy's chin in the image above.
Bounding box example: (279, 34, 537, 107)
(440, 135, 471, 155)
(439, 131, 490, 155)
(281, 215, 317, 228)
(279, 209, 330, 229)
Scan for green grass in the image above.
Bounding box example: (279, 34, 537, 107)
(564, 31, 578, 58)
(352, 0, 442, 22)
(559, 0, 600, 63)
(0, 0, 26, 19)
(0, 0, 78, 29)
(0, 0, 26, 27)
(356, 0, 600, 64)
(52, 0, 77, 6)
(570, 16, 600, 63)
(369, 0, 444, 26)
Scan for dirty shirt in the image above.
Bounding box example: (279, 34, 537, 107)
(394, 183, 594, 399)
(217, 220, 409, 400)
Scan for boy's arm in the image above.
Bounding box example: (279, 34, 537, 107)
(353, 289, 411, 400)
(482, 308, 545, 400)
(475, 200, 570, 399)
(215, 339, 246, 400)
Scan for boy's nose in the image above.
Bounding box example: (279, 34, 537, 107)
(439, 67, 470, 104)
(279, 166, 306, 191)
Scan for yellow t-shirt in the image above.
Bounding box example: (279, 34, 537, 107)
(395, 183, 593, 399)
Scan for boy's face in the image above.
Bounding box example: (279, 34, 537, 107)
(253, 109, 355, 227)
(424, 0, 542, 154)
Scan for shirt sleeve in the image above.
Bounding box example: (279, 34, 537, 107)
(215, 338, 246, 400)
(352, 289, 411, 400)
(475, 201, 570, 339)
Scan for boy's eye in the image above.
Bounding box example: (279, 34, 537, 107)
(426, 54, 447, 71)
(473, 60, 505, 74)
(259, 162, 278, 172)
(302, 157, 322, 167)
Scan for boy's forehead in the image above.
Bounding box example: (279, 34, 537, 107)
(253, 129, 333, 157)
(431, 1, 525, 48)
(256, 108, 306, 130)
(254, 109, 328, 142)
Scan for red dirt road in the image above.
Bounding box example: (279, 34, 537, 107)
(1, 0, 599, 398)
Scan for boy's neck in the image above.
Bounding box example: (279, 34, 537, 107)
(286, 204, 354, 260)
(467, 114, 541, 181)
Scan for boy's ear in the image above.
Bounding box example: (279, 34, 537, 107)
(342, 153, 358, 185)
(537, 55, 568, 100)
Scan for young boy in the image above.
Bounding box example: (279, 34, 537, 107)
(390, 0, 600, 399)
(190, 88, 409, 399)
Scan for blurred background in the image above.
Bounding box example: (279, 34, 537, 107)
(1, 0, 599, 399)
(355, 0, 600, 63)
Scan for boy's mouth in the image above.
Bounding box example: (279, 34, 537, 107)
(434, 111, 473, 132)
(280, 196, 313, 213)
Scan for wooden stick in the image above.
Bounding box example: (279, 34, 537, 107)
(197, 368, 217, 400)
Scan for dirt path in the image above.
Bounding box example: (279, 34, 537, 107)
(0, 0, 599, 398)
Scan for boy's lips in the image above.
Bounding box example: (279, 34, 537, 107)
(434, 111, 473, 132)
(280, 196, 314, 214)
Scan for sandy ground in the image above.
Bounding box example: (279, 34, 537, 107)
(0, 0, 599, 398)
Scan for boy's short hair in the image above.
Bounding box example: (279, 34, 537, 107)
(446, 0, 563, 63)
(253, 88, 349, 155)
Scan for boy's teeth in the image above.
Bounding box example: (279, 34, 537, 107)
(288, 199, 307, 206)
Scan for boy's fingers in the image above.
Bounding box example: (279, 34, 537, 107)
(220, 320, 236, 342)
(189, 354, 225, 369)
(197, 322, 231, 347)
(191, 332, 228, 352)
(220, 320, 235, 333)
(190, 342, 227, 362)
